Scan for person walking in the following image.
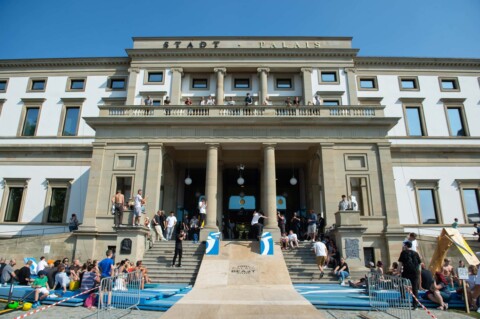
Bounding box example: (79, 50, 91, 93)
(398, 241, 422, 310)
(312, 239, 328, 279)
(152, 210, 167, 242)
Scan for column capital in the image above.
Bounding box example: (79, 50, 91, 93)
(257, 67, 270, 74)
(128, 67, 140, 74)
(147, 142, 164, 149)
(206, 142, 220, 150)
(319, 142, 334, 149)
(344, 68, 356, 74)
(92, 142, 107, 149)
(300, 67, 313, 74)
(214, 67, 227, 75)
(262, 143, 277, 150)
(376, 142, 392, 149)
(171, 67, 184, 74)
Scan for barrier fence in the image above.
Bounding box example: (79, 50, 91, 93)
(96, 270, 142, 319)
(367, 272, 412, 319)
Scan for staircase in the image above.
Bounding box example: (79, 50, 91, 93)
(142, 241, 205, 285)
(282, 241, 338, 284)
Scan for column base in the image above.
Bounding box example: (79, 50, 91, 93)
(263, 226, 281, 242)
(199, 225, 220, 242)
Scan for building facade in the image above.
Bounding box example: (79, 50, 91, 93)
(0, 37, 479, 265)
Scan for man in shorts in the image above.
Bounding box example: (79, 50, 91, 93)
(307, 210, 317, 242)
(312, 238, 328, 278)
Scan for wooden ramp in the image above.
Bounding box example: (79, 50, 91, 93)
(162, 241, 324, 318)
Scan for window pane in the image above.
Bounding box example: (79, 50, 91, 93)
(401, 79, 416, 89)
(22, 108, 40, 136)
(152, 100, 161, 106)
(0, 81, 6, 91)
(447, 108, 466, 136)
(48, 188, 67, 223)
(442, 80, 456, 90)
(116, 177, 132, 202)
(419, 189, 438, 224)
(276, 79, 292, 88)
(192, 79, 208, 89)
(32, 80, 45, 90)
(111, 79, 125, 89)
(62, 107, 80, 136)
(234, 79, 250, 89)
(323, 100, 339, 106)
(464, 189, 480, 223)
(148, 72, 163, 82)
(321, 72, 337, 82)
(4, 187, 23, 222)
(70, 80, 84, 90)
(360, 79, 375, 88)
(406, 107, 424, 136)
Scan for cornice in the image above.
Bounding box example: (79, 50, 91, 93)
(0, 57, 130, 69)
(355, 57, 480, 69)
(391, 144, 480, 154)
(132, 36, 354, 41)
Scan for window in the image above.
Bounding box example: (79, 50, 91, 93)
(234, 78, 250, 89)
(446, 107, 467, 136)
(0, 79, 8, 92)
(323, 100, 340, 106)
(348, 176, 371, 216)
(319, 71, 339, 84)
(47, 188, 68, 223)
(107, 77, 127, 90)
(66, 78, 86, 91)
(358, 77, 378, 90)
(1, 179, 29, 223)
(148, 72, 164, 83)
(192, 79, 208, 89)
(404, 107, 425, 136)
(439, 77, 460, 91)
(399, 77, 419, 91)
(276, 78, 292, 89)
(115, 176, 133, 203)
(457, 180, 480, 224)
(22, 107, 40, 136)
(143, 69, 166, 85)
(413, 180, 441, 224)
(152, 100, 162, 106)
(27, 78, 47, 92)
(62, 107, 80, 136)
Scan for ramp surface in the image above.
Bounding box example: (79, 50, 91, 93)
(162, 241, 323, 318)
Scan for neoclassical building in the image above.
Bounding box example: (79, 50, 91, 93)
(0, 37, 479, 266)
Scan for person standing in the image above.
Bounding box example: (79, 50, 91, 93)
(452, 218, 459, 229)
(144, 95, 153, 106)
(277, 211, 286, 235)
(403, 232, 419, 253)
(98, 250, 114, 309)
(312, 239, 328, 279)
(291, 212, 301, 239)
(166, 211, 177, 241)
(152, 210, 167, 242)
(171, 230, 185, 267)
(307, 210, 317, 242)
(338, 195, 349, 211)
(190, 215, 200, 243)
(245, 93, 253, 106)
(398, 241, 422, 310)
(133, 189, 143, 226)
(198, 198, 207, 228)
(112, 190, 125, 227)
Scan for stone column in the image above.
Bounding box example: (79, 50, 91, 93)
(320, 143, 337, 227)
(345, 68, 358, 105)
(214, 68, 226, 105)
(200, 143, 220, 241)
(257, 68, 270, 105)
(301, 67, 313, 105)
(144, 143, 163, 212)
(263, 143, 280, 240)
(170, 68, 184, 105)
(126, 67, 139, 105)
(217, 161, 224, 235)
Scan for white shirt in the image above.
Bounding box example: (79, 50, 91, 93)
(313, 241, 327, 257)
(36, 259, 48, 272)
(251, 213, 263, 225)
(411, 239, 418, 252)
(207, 99, 215, 105)
(134, 194, 143, 208)
(199, 201, 207, 215)
(166, 216, 177, 228)
(200, 100, 207, 106)
(288, 233, 298, 241)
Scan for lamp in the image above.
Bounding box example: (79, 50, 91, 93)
(290, 164, 297, 185)
(184, 175, 192, 185)
(237, 164, 245, 186)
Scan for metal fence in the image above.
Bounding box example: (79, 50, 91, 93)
(96, 270, 142, 319)
(367, 272, 412, 319)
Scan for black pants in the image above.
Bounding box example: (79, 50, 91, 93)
(200, 214, 206, 227)
(114, 204, 123, 227)
(402, 274, 419, 308)
(172, 248, 182, 266)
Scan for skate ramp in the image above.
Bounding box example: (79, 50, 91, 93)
(162, 241, 323, 319)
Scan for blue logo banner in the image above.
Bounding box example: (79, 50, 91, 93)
(206, 232, 221, 255)
(260, 232, 274, 255)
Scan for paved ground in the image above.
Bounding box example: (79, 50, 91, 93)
(0, 307, 474, 319)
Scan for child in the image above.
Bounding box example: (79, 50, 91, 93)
(31, 270, 50, 308)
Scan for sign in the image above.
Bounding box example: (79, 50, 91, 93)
(43, 245, 50, 254)
(458, 267, 468, 280)
(206, 232, 221, 255)
(260, 232, 274, 256)
(345, 238, 360, 259)
(231, 265, 256, 275)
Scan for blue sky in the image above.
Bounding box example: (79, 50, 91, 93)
(0, 0, 479, 60)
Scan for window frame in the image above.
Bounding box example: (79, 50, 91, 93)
(345, 174, 373, 216)
(233, 78, 251, 90)
(439, 77, 460, 92)
(58, 98, 84, 137)
(322, 99, 341, 106)
(0, 78, 9, 92)
(191, 78, 209, 90)
(106, 76, 127, 91)
(18, 98, 45, 137)
(27, 77, 47, 93)
(412, 180, 442, 225)
(443, 103, 469, 137)
(402, 103, 428, 137)
(398, 76, 420, 91)
(42, 179, 73, 224)
(457, 180, 480, 225)
(318, 70, 340, 85)
(274, 74, 295, 91)
(357, 76, 378, 91)
(66, 77, 86, 92)
(110, 174, 135, 212)
(0, 178, 30, 223)
(143, 70, 165, 85)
